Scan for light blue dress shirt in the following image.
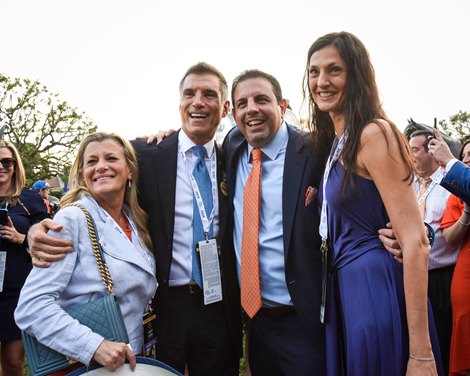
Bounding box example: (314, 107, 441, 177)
(233, 122, 292, 307)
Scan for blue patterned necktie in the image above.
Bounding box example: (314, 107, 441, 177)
(191, 145, 213, 288)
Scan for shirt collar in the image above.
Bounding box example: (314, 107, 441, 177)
(247, 121, 288, 161)
(429, 166, 445, 180)
(178, 129, 215, 158)
(414, 166, 446, 183)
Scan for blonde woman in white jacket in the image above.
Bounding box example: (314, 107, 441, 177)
(15, 133, 157, 373)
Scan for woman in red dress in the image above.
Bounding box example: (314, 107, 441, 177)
(441, 138, 470, 376)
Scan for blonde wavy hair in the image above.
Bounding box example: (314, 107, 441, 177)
(0, 140, 26, 205)
(61, 132, 152, 250)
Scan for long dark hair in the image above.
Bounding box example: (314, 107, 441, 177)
(302, 31, 414, 193)
(459, 137, 470, 161)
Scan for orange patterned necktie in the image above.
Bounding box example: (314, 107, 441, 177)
(418, 177, 432, 219)
(241, 148, 263, 318)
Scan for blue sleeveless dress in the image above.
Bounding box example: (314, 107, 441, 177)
(323, 162, 443, 375)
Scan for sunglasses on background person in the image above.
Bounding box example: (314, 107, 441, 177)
(0, 158, 16, 168)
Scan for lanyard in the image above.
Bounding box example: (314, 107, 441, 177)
(319, 130, 348, 240)
(181, 148, 217, 236)
(416, 169, 444, 206)
(318, 130, 348, 324)
(416, 180, 437, 206)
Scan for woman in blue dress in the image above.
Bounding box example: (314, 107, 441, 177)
(303, 31, 441, 375)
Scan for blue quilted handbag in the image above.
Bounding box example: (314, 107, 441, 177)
(22, 204, 129, 376)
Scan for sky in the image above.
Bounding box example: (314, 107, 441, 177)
(1, 0, 469, 140)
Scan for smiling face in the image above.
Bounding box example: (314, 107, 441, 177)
(179, 73, 229, 145)
(232, 77, 287, 148)
(308, 44, 348, 116)
(81, 139, 131, 205)
(0, 147, 15, 188)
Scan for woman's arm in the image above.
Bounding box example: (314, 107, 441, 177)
(442, 199, 469, 246)
(358, 121, 437, 374)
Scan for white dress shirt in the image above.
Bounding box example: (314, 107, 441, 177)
(414, 167, 459, 269)
(169, 130, 219, 286)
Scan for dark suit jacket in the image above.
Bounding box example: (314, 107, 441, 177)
(441, 160, 470, 205)
(223, 125, 325, 367)
(132, 133, 242, 356)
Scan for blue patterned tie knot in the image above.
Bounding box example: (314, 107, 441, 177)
(193, 145, 205, 161)
(191, 145, 213, 288)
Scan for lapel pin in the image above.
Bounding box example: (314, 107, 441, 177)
(220, 180, 229, 197)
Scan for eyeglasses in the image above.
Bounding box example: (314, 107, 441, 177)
(0, 158, 16, 168)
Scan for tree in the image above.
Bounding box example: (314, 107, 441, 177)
(0, 73, 97, 187)
(439, 110, 470, 143)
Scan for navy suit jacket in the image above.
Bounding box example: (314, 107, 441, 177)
(132, 133, 242, 356)
(441, 160, 470, 205)
(223, 125, 325, 369)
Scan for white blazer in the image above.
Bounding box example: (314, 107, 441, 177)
(15, 195, 157, 365)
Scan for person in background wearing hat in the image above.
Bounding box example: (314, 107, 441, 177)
(32, 180, 51, 216)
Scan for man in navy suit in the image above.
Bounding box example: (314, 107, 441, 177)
(224, 69, 325, 375)
(429, 129, 470, 204)
(442, 161, 470, 204)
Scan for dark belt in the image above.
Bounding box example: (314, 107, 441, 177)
(169, 283, 201, 294)
(260, 305, 295, 317)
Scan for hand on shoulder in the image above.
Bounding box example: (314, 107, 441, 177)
(29, 219, 73, 268)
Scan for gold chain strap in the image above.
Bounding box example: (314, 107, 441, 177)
(65, 203, 114, 295)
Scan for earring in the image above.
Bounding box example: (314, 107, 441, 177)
(128, 179, 132, 188)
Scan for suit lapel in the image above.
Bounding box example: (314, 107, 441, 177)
(153, 134, 178, 242)
(226, 133, 246, 200)
(99, 220, 155, 277)
(282, 127, 307, 258)
(215, 144, 228, 242)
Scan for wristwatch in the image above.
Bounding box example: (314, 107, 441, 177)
(424, 222, 435, 247)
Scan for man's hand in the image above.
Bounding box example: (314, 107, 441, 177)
(428, 128, 454, 167)
(28, 220, 73, 268)
(378, 222, 403, 263)
(146, 129, 177, 144)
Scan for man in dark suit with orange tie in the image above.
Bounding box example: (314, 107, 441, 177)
(223, 69, 325, 375)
